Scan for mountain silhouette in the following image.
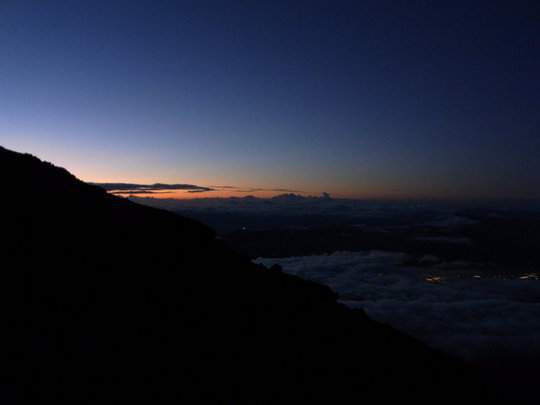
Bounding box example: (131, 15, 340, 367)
(0, 146, 483, 404)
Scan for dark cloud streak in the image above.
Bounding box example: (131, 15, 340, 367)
(233, 187, 300, 193)
(92, 182, 300, 195)
(91, 183, 215, 193)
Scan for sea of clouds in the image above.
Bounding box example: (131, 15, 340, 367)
(256, 251, 540, 364)
(129, 193, 540, 217)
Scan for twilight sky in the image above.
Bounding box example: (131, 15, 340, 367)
(0, 0, 538, 199)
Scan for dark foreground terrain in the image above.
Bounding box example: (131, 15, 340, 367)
(0, 146, 511, 403)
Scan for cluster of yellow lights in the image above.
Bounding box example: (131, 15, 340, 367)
(424, 272, 539, 283)
(518, 273, 539, 280)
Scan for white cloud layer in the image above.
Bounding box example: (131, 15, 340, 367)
(256, 251, 540, 364)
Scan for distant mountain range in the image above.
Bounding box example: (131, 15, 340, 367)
(0, 146, 496, 403)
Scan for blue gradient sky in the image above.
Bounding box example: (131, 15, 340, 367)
(1, 0, 538, 199)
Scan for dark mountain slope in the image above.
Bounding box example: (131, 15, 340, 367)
(0, 146, 486, 404)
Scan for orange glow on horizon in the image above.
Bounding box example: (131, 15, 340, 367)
(109, 189, 304, 200)
(108, 189, 432, 200)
